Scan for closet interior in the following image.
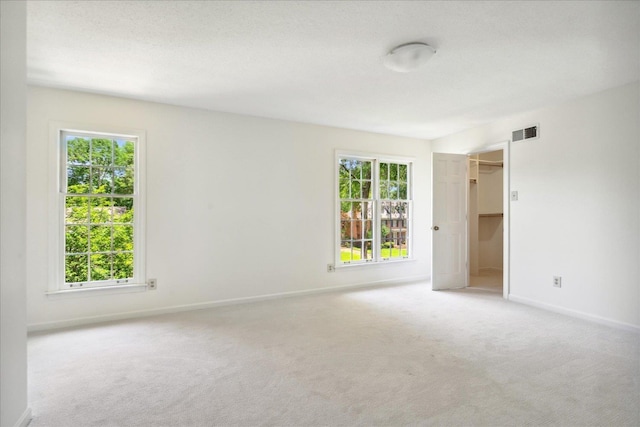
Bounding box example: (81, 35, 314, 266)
(468, 150, 503, 292)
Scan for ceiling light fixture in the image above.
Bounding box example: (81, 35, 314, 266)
(383, 42, 436, 73)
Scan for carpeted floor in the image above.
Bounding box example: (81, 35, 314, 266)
(28, 283, 639, 426)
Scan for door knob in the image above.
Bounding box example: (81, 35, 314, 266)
(432, 226, 439, 231)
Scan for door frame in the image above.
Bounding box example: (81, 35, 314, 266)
(465, 140, 510, 299)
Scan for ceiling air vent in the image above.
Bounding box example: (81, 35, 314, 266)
(512, 124, 539, 142)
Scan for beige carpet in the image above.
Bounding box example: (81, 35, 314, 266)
(28, 283, 639, 426)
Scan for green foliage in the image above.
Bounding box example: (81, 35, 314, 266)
(64, 136, 136, 283)
(379, 162, 408, 200)
(339, 158, 372, 207)
(66, 137, 134, 197)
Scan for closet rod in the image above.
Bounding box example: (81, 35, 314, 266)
(476, 160, 503, 167)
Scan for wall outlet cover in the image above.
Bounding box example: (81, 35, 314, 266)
(553, 276, 562, 288)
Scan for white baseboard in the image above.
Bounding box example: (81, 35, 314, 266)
(508, 294, 640, 333)
(14, 408, 31, 427)
(28, 275, 429, 332)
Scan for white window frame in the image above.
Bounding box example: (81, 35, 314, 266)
(48, 122, 146, 293)
(335, 151, 414, 267)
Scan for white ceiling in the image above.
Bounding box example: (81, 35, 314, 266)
(27, 1, 640, 140)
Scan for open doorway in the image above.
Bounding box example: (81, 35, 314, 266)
(431, 144, 509, 295)
(467, 150, 504, 293)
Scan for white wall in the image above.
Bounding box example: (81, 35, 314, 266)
(26, 87, 431, 329)
(1, 1, 30, 426)
(433, 82, 640, 329)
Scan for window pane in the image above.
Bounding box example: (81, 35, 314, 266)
(67, 166, 90, 194)
(339, 165, 350, 199)
(350, 245, 362, 261)
(113, 252, 133, 279)
(340, 241, 352, 262)
(65, 225, 88, 254)
(91, 138, 113, 166)
(67, 137, 90, 165)
(113, 140, 134, 167)
(380, 163, 388, 180)
(397, 201, 409, 218)
(361, 180, 372, 199)
(363, 240, 373, 260)
(363, 201, 373, 220)
(362, 161, 372, 180)
(113, 199, 133, 223)
(350, 180, 360, 199)
(380, 180, 388, 199)
(349, 221, 360, 240)
(381, 201, 391, 219)
(65, 197, 89, 224)
(65, 254, 88, 283)
(381, 221, 391, 242)
(351, 202, 361, 219)
(390, 163, 398, 181)
(399, 164, 407, 181)
(113, 167, 134, 195)
(381, 238, 393, 258)
(113, 225, 134, 251)
(90, 253, 112, 281)
(90, 225, 112, 253)
(363, 220, 373, 239)
(398, 240, 409, 258)
(399, 182, 407, 199)
(91, 167, 113, 194)
(90, 197, 112, 223)
(389, 182, 399, 199)
(340, 220, 350, 239)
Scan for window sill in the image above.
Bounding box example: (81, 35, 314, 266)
(46, 283, 148, 299)
(335, 258, 416, 270)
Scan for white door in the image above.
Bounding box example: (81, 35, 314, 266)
(432, 153, 468, 290)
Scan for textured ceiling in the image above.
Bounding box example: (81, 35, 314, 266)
(27, 1, 640, 140)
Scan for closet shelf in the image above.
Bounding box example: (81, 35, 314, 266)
(478, 213, 503, 217)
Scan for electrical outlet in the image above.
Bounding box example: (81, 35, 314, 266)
(327, 264, 335, 272)
(511, 191, 519, 201)
(147, 278, 157, 290)
(553, 276, 562, 288)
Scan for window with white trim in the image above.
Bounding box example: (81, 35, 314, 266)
(54, 127, 145, 290)
(337, 154, 412, 265)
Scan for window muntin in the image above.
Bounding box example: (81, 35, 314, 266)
(338, 155, 412, 265)
(60, 131, 139, 288)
